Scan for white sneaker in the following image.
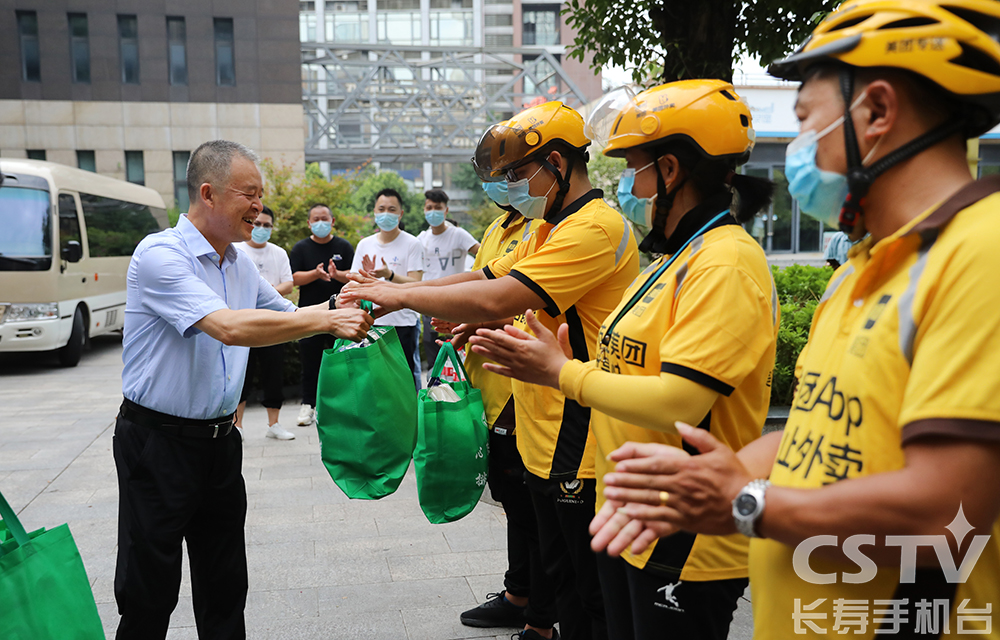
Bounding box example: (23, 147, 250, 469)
(266, 423, 296, 440)
(296, 404, 315, 426)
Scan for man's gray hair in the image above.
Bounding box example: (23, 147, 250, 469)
(186, 140, 260, 204)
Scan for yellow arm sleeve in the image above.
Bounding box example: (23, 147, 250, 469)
(559, 359, 719, 433)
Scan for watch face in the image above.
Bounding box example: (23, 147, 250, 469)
(736, 493, 758, 517)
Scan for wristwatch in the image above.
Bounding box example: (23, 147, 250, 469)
(732, 479, 771, 538)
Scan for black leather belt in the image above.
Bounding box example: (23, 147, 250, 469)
(120, 398, 235, 439)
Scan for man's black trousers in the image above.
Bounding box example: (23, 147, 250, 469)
(113, 414, 248, 640)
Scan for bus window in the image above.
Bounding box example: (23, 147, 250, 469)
(79, 193, 160, 257)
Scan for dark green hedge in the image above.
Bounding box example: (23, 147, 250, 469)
(771, 264, 834, 406)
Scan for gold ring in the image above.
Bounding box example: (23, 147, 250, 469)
(658, 491, 669, 506)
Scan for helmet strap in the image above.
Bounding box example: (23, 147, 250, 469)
(838, 67, 967, 239)
(540, 153, 576, 220)
(639, 161, 688, 254)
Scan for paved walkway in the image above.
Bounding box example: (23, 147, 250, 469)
(0, 335, 753, 639)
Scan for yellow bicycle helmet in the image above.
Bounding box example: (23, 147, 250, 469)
(587, 80, 756, 163)
(769, 0, 1000, 136)
(473, 101, 590, 182)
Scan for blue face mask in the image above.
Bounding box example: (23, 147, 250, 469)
(482, 181, 510, 206)
(425, 209, 446, 227)
(251, 226, 272, 243)
(786, 91, 869, 227)
(375, 213, 399, 232)
(310, 221, 332, 238)
(616, 161, 657, 227)
(507, 165, 555, 220)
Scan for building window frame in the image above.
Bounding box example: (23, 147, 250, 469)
(214, 18, 236, 86)
(68, 13, 91, 84)
(27, 149, 46, 161)
(77, 150, 97, 173)
(167, 17, 188, 86)
(118, 15, 141, 84)
(173, 151, 191, 212)
(17, 11, 41, 82)
(522, 5, 560, 46)
(125, 151, 145, 185)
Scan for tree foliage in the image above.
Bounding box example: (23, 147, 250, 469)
(564, 0, 839, 84)
(260, 160, 366, 251)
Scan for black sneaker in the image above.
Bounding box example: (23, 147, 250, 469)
(460, 591, 527, 628)
(513, 628, 560, 640)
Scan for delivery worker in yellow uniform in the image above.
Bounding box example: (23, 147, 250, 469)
(585, 2, 1000, 639)
(449, 184, 559, 635)
(342, 101, 640, 640)
(467, 80, 779, 639)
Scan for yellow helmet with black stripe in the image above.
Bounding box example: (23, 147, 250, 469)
(769, 0, 1000, 135)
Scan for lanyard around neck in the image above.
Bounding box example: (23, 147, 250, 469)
(601, 209, 731, 346)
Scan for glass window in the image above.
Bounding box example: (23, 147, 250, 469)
(214, 18, 236, 86)
(80, 193, 160, 257)
(68, 13, 90, 84)
(430, 11, 473, 46)
(26, 150, 46, 161)
(301, 13, 317, 41)
(325, 12, 368, 43)
(0, 186, 51, 260)
(523, 54, 560, 96)
(58, 193, 80, 256)
(377, 12, 421, 44)
(522, 5, 559, 46)
(173, 151, 190, 212)
(17, 11, 41, 82)
(167, 17, 187, 86)
(77, 151, 96, 172)
(118, 15, 140, 84)
(125, 151, 144, 185)
(300, 0, 316, 9)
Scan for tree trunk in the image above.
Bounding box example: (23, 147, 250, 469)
(650, 0, 738, 83)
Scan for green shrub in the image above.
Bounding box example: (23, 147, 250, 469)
(770, 264, 834, 406)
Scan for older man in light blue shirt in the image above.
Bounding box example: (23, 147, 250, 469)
(113, 140, 372, 640)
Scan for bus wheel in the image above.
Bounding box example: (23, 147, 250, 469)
(58, 308, 86, 367)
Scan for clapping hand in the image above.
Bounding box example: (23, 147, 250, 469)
(315, 262, 332, 282)
(466, 310, 571, 389)
(360, 255, 392, 280)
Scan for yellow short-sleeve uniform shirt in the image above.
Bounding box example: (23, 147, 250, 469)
(484, 190, 640, 481)
(587, 203, 778, 581)
(751, 189, 1000, 639)
(465, 211, 539, 427)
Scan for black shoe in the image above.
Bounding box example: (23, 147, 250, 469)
(513, 628, 560, 640)
(460, 591, 527, 628)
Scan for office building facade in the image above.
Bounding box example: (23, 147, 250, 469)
(1, 1, 304, 210)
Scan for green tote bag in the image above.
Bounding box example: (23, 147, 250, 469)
(414, 342, 490, 524)
(0, 490, 105, 640)
(315, 303, 418, 499)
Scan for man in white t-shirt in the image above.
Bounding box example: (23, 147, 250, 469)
(234, 206, 297, 440)
(416, 188, 480, 366)
(350, 187, 425, 388)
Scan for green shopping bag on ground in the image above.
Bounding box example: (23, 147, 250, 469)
(316, 302, 418, 500)
(414, 341, 490, 524)
(0, 489, 105, 640)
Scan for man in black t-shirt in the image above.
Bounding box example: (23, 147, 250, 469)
(289, 203, 355, 426)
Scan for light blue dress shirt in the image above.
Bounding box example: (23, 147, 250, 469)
(122, 215, 296, 419)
